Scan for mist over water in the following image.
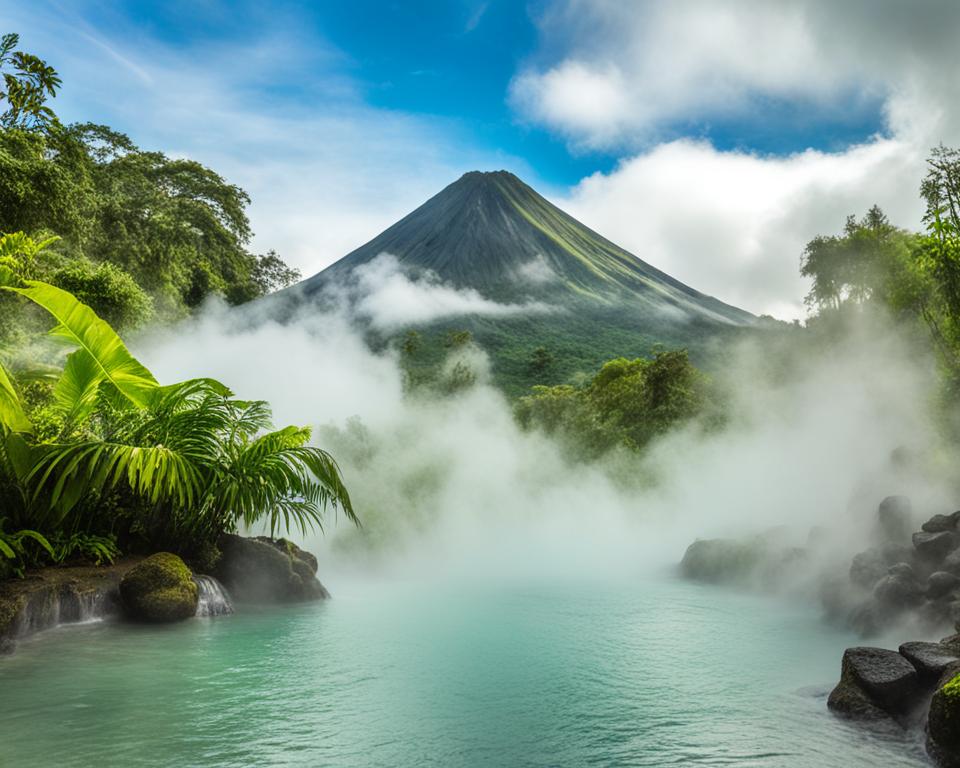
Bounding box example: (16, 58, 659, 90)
(137, 284, 956, 594)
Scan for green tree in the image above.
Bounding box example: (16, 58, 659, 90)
(516, 348, 713, 459)
(528, 346, 555, 378)
(0, 44, 301, 318)
(445, 330, 473, 349)
(400, 330, 422, 358)
(800, 206, 913, 312)
(0, 33, 61, 131)
(251, 249, 301, 295)
(48, 258, 153, 332)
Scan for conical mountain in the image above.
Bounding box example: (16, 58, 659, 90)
(297, 170, 752, 326)
(270, 170, 755, 395)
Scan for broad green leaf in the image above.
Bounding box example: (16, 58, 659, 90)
(6, 280, 159, 409)
(55, 349, 105, 425)
(0, 360, 31, 434)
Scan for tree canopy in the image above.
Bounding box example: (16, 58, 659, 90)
(516, 348, 715, 460)
(0, 34, 301, 328)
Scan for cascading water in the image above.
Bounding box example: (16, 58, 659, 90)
(194, 575, 234, 617)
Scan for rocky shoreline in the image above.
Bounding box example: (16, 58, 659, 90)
(0, 534, 329, 657)
(681, 496, 960, 767)
(825, 502, 960, 767)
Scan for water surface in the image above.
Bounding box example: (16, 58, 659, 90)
(0, 577, 930, 767)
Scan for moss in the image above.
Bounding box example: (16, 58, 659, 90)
(119, 552, 197, 623)
(944, 673, 960, 699)
(930, 673, 960, 759)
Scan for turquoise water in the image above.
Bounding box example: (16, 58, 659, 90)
(0, 577, 931, 767)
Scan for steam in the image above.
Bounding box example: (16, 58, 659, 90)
(136, 280, 957, 595)
(515, 254, 558, 285)
(331, 253, 555, 330)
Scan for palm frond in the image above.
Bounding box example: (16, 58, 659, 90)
(27, 440, 201, 517)
(206, 425, 356, 537)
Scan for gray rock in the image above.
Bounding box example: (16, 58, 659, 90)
(850, 549, 889, 589)
(943, 549, 960, 575)
(679, 538, 764, 584)
(850, 546, 917, 590)
(924, 512, 960, 533)
(827, 677, 893, 721)
(929, 572, 960, 600)
(1, 566, 126, 654)
(941, 634, 960, 655)
(828, 646, 920, 718)
(879, 496, 913, 542)
(216, 534, 330, 603)
(936, 660, 960, 690)
(874, 572, 924, 609)
(899, 641, 960, 686)
(914, 531, 958, 561)
(888, 562, 916, 579)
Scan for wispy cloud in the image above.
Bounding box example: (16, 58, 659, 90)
(339, 253, 555, 330)
(464, 2, 490, 33)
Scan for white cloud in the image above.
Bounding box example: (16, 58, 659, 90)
(557, 138, 923, 317)
(511, 0, 959, 150)
(342, 254, 554, 330)
(519, 0, 960, 317)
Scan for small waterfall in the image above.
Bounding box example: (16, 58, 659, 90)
(7, 584, 113, 647)
(194, 575, 234, 617)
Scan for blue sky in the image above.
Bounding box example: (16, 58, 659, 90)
(0, 0, 956, 317)
(20, 0, 887, 185)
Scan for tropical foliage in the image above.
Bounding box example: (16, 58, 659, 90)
(0, 232, 355, 578)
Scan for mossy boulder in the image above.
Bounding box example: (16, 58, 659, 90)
(928, 673, 960, 767)
(119, 553, 198, 622)
(216, 534, 329, 603)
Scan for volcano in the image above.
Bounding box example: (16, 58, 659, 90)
(295, 170, 752, 326)
(276, 170, 754, 394)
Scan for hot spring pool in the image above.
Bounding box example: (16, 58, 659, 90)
(0, 577, 931, 767)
